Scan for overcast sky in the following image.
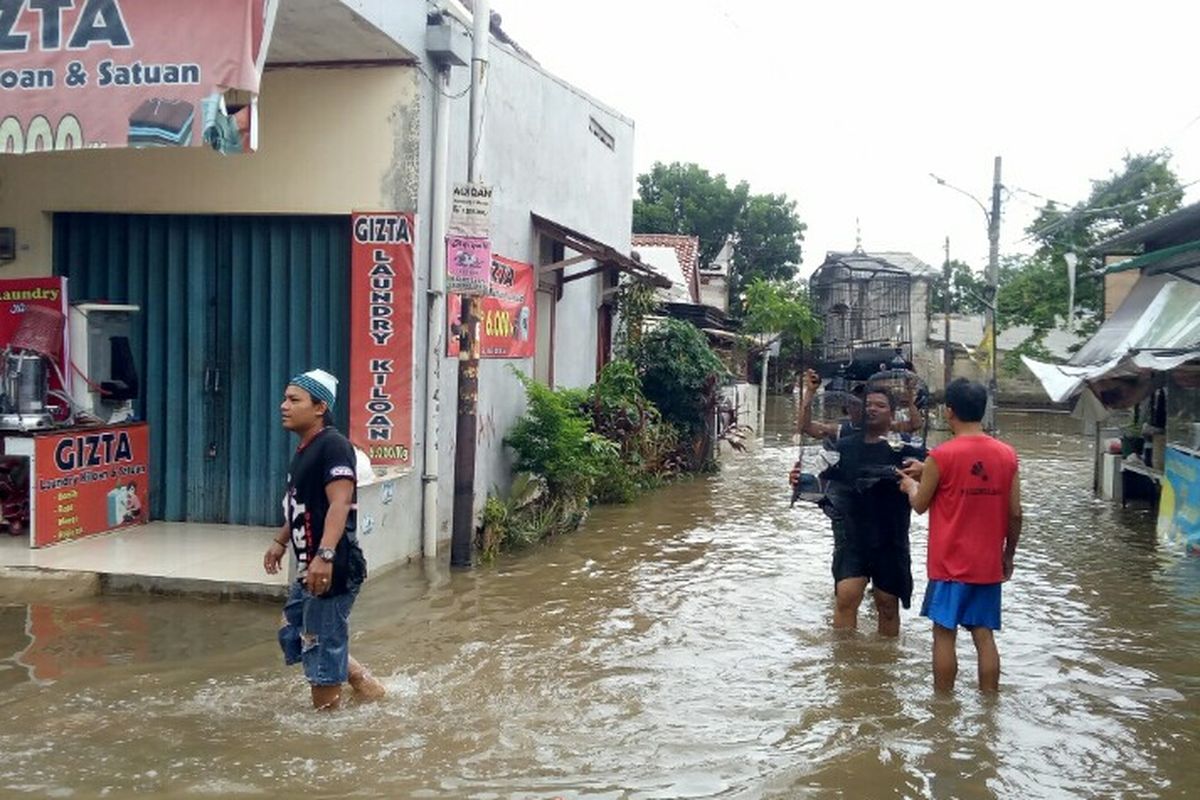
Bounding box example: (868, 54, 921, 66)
(495, 0, 1200, 277)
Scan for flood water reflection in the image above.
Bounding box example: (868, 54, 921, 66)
(0, 403, 1197, 798)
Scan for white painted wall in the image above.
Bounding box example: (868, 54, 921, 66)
(429, 27, 636, 547)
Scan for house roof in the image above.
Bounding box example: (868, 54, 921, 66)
(632, 234, 701, 303)
(817, 249, 937, 279)
(1092, 200, 1200, 255)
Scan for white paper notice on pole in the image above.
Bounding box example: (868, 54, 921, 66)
(449, 183, 493, 237)
(446, 236, 491, 296)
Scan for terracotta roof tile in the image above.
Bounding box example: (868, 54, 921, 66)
(632, 234, 700, 300)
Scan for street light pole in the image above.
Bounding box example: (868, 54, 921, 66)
(986, 156, 1002, 432)
(930, 157, 1003, 431)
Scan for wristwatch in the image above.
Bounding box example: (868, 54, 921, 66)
(316, 547, 336, 562)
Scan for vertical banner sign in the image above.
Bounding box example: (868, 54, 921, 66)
(448, 255, 537, 359)
(446, 236, 491, 296)
(350, 213, 415, 466)
(0, 0, 275, 154)
(33, 423, 150, 547)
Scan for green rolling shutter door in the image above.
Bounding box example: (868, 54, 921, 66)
(53, 213, 350, 526)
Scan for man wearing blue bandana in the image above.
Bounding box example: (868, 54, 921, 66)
(263, 368, 385, 710)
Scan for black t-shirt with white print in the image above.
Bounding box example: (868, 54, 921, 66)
(283, 426, 366, 596)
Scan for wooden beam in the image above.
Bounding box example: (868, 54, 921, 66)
(562, 264, 608, 284)
(539, 253, 592, 274)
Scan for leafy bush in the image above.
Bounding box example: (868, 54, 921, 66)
(631, 318, 726, 442)
(586, 359, 681, 502)
(477, 474, 589, 559)
(505, 368, 618, 503)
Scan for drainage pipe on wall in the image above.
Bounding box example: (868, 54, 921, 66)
(422, 64, 452, 558)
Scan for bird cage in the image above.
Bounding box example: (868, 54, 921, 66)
(810, 253, 914, 378)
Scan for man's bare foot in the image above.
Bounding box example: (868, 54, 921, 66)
(347, 656, 386, 702)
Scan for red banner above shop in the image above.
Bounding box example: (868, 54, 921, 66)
(0, 0, 275, 154)
(349, 212, 415, 467)
(449, 255, 537, 359)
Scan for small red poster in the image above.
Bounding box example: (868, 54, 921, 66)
(449, 255, 537, 359)
(33, 423, 149, 548)
(349, 213, 415, 466)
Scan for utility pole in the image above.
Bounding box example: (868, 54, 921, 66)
(986, 156, 1002, 432)
(450, 0, 490, 568)
(943, 236, 952, 393)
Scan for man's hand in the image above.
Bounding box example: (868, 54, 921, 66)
(900, 458, 924, 481)
(788, 461, 802, 486)
(1002, 553, 1015, 581)
(802, 369, 821, 401)
(898, 472, 919, 498)
(263, 541, 285, 575)
(306, 556, 334, 596)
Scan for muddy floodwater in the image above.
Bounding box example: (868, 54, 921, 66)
(0, 404, 1197, 798)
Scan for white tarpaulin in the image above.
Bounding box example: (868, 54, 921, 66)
(1024, 271, 1200, 404)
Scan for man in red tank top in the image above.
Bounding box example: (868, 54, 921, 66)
(899, 379, 1023, 693)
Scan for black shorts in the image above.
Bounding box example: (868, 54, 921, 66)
(831, 518, 913, 609)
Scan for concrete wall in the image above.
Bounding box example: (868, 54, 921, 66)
(699, 273, 728, 312)
(432, 35, 636, 541)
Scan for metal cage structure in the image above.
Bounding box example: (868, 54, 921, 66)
(809, 251, 914, 376)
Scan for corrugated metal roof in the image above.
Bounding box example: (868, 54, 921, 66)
(1092, 200, 1200, 254)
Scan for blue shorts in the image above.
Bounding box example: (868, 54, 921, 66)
(278, 581, 359, 686)
(920, 580, 1001, 631)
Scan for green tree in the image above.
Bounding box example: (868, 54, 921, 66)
(632, 161, 806, 311)
(633, 162, 748, 268)
(730, 193, 806, 301)
(740, 278, 821, 388)
(740, 278, 821, 344)
(929, 259, 988, 315)
(1027, 151, 1184, 262)
(998, 151, 1184, 365)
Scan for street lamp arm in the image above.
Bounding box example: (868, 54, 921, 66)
(929, 173, 992, 227)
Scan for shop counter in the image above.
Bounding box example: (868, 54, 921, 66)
(1, 422, 150, 548)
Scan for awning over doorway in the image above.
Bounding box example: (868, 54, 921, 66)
(0, 0, 277, 155)
(532, 213, 671, 289)
(1024, 269, 1200, 404)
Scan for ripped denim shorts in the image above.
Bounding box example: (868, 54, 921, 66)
(278, 581, 359, 686)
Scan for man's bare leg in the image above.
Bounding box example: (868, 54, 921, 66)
(348, 655, 386, 701)
(969, 626, 1000, 692)
(932, 623, 958, 692)
(873, 589, 901, 637)
(311, 684, 342, 711)
(834, 578, 868, 630)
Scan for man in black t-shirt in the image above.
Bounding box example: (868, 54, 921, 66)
(263, 369, 385, 710)
(819, 388, 925, 636)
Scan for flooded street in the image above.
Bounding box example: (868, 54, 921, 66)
(1, 402, 1198, 798)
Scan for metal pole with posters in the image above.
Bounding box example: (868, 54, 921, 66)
(450, 0, 491, 569)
